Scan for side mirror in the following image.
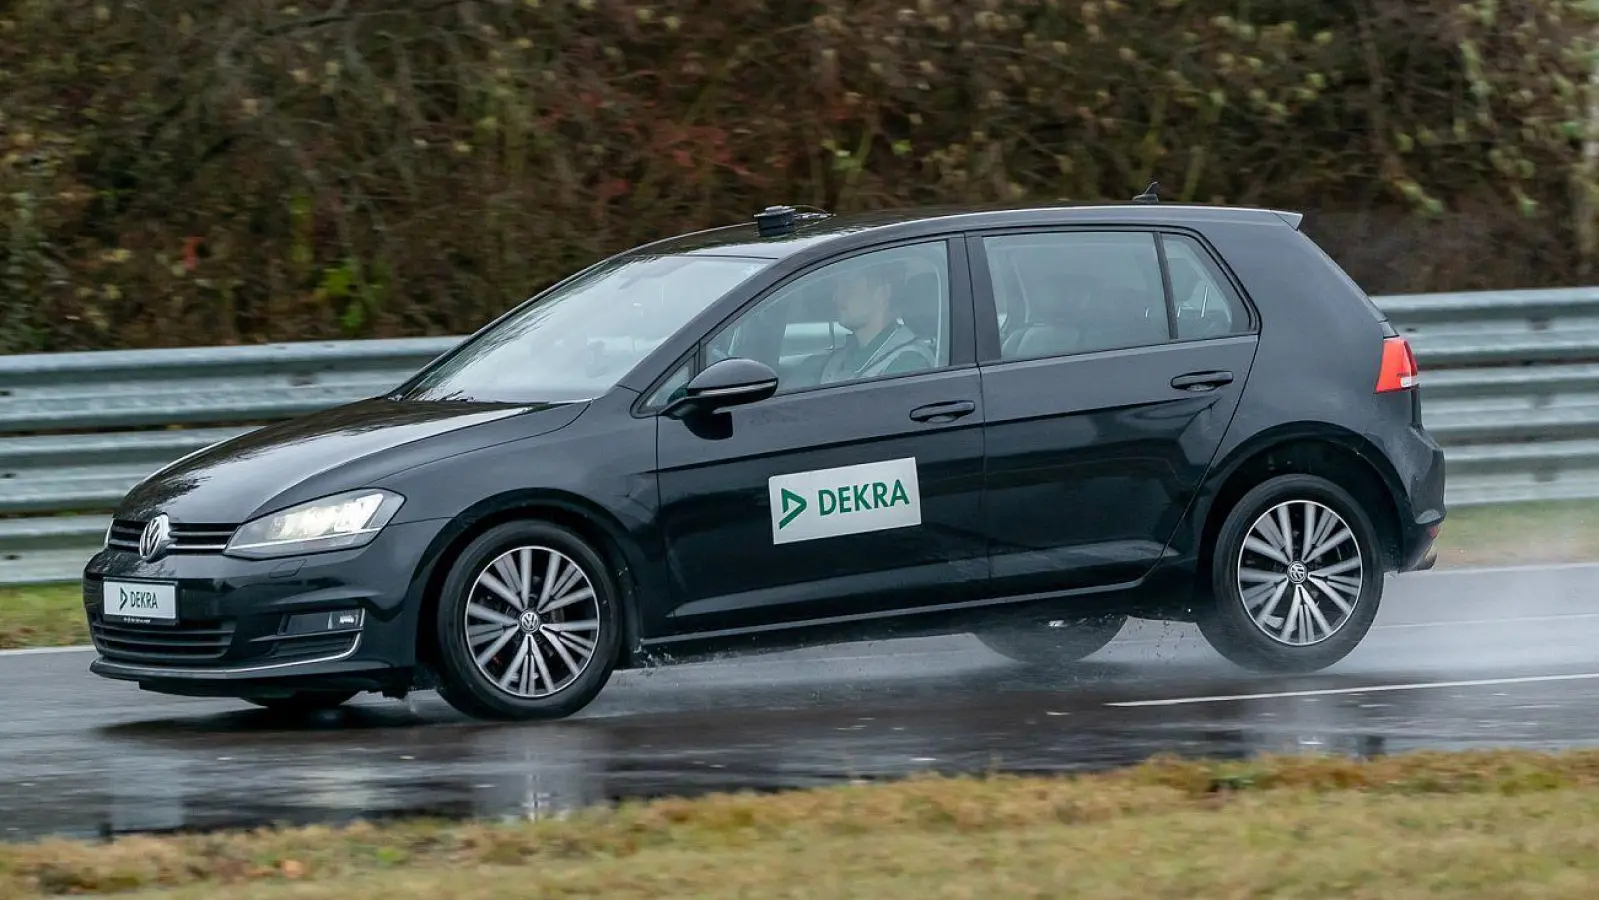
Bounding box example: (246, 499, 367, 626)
(664, 357, 779, 418)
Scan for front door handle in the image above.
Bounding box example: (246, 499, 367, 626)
(909, 400, 977, 423)
(1170, 370, 1234, 392)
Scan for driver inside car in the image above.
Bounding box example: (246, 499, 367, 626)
(818, 265, 936, 384)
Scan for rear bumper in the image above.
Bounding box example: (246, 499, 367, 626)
(1414, 547, 1438, 571)
(1373, 421, 1446, 573)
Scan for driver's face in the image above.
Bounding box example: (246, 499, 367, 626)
(833, 274, 886, 332)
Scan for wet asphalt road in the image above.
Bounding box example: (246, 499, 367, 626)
(5, 562, 1599, 843)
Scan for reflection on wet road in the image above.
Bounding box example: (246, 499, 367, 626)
(5, 562, 1599, 842)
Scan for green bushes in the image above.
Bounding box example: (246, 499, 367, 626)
(1, 0, 1595, 352)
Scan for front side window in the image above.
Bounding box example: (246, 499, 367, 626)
(397, 254, 772, 403)
(702, 241, 952, 395)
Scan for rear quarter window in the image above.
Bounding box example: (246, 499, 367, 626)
(1161, 233, 1253, 340)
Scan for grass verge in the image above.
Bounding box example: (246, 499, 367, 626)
(1427, 497, 1599, 567)
(4, 498, 1599, 651)
(0, 583, 87, 649)
(7, 751, 1599, 897)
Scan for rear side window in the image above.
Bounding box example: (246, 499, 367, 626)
(984, 231, 1170, 360)
(981, 230, 1255, 362)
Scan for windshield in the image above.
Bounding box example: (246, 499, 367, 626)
(396, 254, 773, 403)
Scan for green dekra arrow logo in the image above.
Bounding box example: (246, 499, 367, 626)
(777, 488, 808, 529)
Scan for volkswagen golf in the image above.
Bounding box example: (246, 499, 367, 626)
(81, 198, 1445, 720)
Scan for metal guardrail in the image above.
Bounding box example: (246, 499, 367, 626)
(5, 287, 1599, 585)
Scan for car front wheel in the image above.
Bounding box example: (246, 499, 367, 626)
(1196, 473, 1384, 673)
(433, 520, 622, 721)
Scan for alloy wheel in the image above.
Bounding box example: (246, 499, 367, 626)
(463, 545, 602, 698)
(1235, 499, 1364, 647)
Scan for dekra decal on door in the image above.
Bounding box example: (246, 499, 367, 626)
(767, 457, 922, 544)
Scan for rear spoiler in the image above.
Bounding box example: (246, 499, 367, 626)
(1270, 210, 1305, 230)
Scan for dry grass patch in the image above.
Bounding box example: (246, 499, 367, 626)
(7, 751, 1599, 898)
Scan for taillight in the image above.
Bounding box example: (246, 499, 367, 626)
(1375, 335, 1419, 392)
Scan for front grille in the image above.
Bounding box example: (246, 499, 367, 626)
(106, 518, 237, 555)
(89, 616, 237, 664)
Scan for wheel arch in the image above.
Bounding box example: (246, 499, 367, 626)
(1189, 424, 1407, 579)
(406, 489, 652, 680)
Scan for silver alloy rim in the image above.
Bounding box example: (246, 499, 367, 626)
(464, 545, 601, 698)
(1235, 499, 1364, 647)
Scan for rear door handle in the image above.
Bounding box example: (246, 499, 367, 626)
(909, 400, 976, 423)
(1170, 370, 1234, 392)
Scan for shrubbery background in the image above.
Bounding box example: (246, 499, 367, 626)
(2, 0, 1595, 352)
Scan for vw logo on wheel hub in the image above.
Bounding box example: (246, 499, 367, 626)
(1286, 561, 1308, 584)
(139, 514, 173, 562)
(518, 609, 542, 633)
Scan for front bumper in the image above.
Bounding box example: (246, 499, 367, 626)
(81, 518, 448, 698)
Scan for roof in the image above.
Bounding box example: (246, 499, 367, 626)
(629, 201, 1305, 261)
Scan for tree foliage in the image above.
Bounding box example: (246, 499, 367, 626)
(2, 0, 1597, 352)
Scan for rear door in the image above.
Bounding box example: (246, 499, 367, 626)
(969, 227, 1261, 597)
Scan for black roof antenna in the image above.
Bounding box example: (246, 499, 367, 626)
(1132, 181, 1160, 204)
(754, 204, 832, 237)
(754, 205, 797, 237)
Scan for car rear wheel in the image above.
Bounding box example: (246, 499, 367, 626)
(245, 691, 357, 713)
(1196, 473, 1383, 673)
(974, 614, 1128, 666)
(433, 520, 621, 721)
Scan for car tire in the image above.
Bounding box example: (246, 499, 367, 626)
(433, 520, 622, 721)
(973, 613, 1128, 665)
(1195, 473, 1383, 673)
(245, 691, 357, 713)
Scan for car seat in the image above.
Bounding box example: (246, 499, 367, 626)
(891, 270, 943, 366)
(1001, 268, 1095, 359)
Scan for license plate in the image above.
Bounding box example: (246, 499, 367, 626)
(102, 580, 178, 624)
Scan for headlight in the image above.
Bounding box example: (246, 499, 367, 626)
(224, 489, 405, 559)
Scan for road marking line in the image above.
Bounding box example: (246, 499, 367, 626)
(0, 644, 93, 657)
(1106, 672, 1599, 707)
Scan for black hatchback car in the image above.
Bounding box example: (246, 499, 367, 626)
(82, 199, 1445, 720)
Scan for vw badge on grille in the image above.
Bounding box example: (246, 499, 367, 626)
(139, 514, 173, 562)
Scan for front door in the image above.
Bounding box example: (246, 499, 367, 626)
(969, 227, 1261, 598)
(650, 237, 988, 637)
